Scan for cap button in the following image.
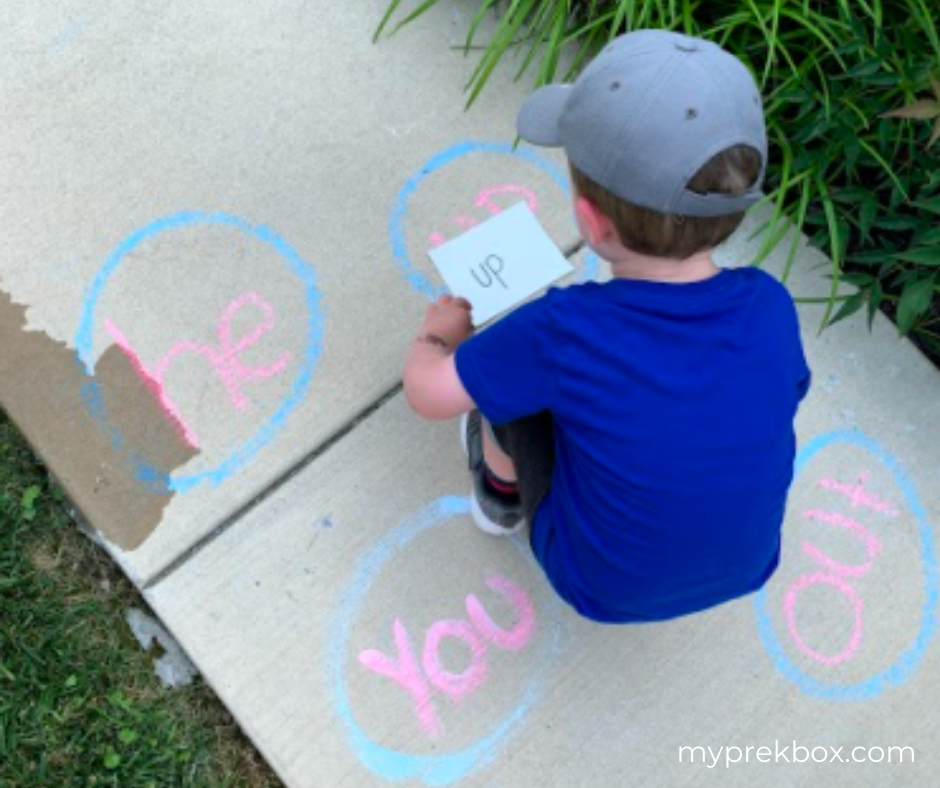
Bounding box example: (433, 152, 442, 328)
(674, 41, 698, 52)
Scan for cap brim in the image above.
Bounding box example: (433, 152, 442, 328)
(517, 85, 572, 146)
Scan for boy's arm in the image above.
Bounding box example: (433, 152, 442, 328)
(403, 295, 476, 420)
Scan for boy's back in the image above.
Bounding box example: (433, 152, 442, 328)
(405, 29, 813, 625)
(456, 265, 811, 622)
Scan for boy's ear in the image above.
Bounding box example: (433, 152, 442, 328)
(574, 196, 614, 247)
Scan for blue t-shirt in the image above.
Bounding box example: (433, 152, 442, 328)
(455, 266, 811, 624)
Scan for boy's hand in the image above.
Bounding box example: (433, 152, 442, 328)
(418, 295, 474, 349)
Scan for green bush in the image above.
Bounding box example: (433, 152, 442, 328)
(377, 0, 940, 358)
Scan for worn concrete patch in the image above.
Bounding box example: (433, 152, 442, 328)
(125, 607, 199, 688)
(0, 287, 196, 549)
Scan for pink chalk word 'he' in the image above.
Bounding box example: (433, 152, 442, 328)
(358, 574, 536, 739)
(783, 471, 893, 666)
(428, 184, 540, 249)
(105, 292, 291, 449)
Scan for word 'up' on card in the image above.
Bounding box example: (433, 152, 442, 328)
(427, 202, 574, 327)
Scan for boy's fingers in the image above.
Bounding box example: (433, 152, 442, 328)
(454, 297, 472, 311)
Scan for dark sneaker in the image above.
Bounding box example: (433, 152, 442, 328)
(459, 411, 524, 535)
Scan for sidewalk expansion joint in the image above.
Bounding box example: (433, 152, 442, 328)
(563, 239, 585, 258)
(146, 239, 583, 590)
(143, 380, 404, 590)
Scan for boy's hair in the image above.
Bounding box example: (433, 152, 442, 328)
(569, 145, 762, 260)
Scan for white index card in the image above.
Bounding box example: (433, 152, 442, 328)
(427, 202, 575, 327)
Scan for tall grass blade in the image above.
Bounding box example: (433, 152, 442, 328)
(392, 0, 447, 37)
(373, 0, 409, 43)
(816, 174, 845, 334)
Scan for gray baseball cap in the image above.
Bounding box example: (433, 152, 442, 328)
(518, 29, 768, 218)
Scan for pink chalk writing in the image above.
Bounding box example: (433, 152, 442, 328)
(422, 620, 487, 701)
(105, 292, 291, 448)
(475, 184, 539, 216)
(784, 573, 864, 666)
(784, 472, 893, 666)
(359, 619, 438, 736)
(428, 184, 539, 249)
(106, 320, 200, 449)
(818, 471, 899, 516)
(358, 574, 536, 738)
(466, 574, 536, 651)
(801, 510, 882, 577)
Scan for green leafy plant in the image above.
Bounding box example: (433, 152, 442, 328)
(376, 0, 940, 361)
(882, 71, 940, 148)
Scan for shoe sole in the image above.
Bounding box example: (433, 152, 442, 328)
(460, 412, 525, 536)
(470, 487, 525, 535)
(460, 412, 469, 460)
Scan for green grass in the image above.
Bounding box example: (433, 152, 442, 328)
(0, 411, 281, 788)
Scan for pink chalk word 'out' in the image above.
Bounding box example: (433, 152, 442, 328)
(784, 573, 865, 667)
(800, 510, 882, 578)
(358, 574, 536, 739)
(818, 470, 899, 516)
(783, 471, 893, 666)
(428, 184, 540, 249)
(105, 292, 291, 449)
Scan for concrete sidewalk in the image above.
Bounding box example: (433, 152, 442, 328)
(3, 2, 939, 786)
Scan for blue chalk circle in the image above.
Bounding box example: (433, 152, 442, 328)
(389, 140, 599, 301)
(75, 211, 323, 494)
(754, 429, 938, 700)
(327, 496, 564, 786)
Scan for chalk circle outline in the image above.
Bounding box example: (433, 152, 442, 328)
(390, 140, 599, 301)
(327, 496, 563, 786)
(754, 429, 939, 700)
(75, 211, 323, 495)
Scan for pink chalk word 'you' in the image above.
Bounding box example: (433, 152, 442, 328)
(358, 574, 536, 738)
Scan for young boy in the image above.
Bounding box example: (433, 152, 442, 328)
(403, 29, 811, 624)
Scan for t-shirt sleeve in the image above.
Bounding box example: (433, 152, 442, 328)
(796, 347, 812, 402)
(454, 291, 559, 425)
(784, 288, 812, 403)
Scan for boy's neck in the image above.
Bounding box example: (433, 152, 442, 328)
(606, 247, 721, 284)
